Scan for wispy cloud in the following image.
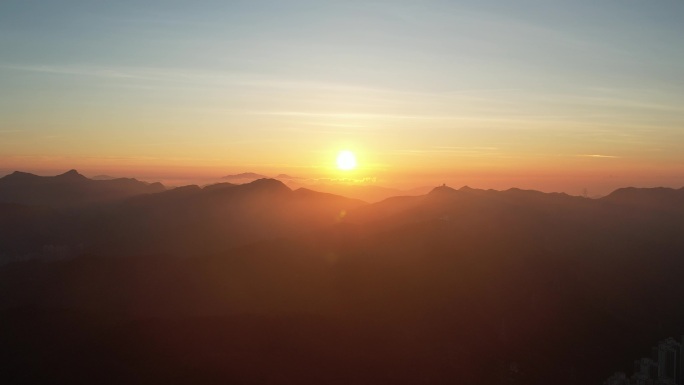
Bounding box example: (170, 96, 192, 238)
(241, 110, 455, 121)
(0, 64, 151, 80)
(577, 154, 619, 158)
(0, 63, 389, 93)
(301, 122, 368, 129)
(435, 146, 499, 151)
(391, 146, 500, 156)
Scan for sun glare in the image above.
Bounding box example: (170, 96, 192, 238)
(336, 150, 357, 171)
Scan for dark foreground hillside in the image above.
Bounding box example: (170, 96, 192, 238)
(1, 172, 684, 384)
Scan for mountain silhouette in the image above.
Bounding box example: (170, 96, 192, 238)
(603, 186, 684, 211)
(0, 170, 165, 208)
(221, 172, 268, 181)
(91, 174, 117, 180)
(285, 182, 433, 202)
(0, 177, 366, 259)
(2, 172, 684, 384)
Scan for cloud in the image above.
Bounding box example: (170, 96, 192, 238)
(577, 154, 619, 158)
(392, 146, 500, 156)
(0, 64, 388, 93)
(0, 64, 150, 80)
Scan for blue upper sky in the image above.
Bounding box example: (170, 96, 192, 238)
(3, 0, 683, 89)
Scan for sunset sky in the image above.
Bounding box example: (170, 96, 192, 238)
(1, 0, 683, 194)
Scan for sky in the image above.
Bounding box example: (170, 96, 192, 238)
(1, 0, 683, 194)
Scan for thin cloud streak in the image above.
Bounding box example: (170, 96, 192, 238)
(1, 64, 391, 94)
(6, 64, 682, 119)
(577, 154, 619, 158)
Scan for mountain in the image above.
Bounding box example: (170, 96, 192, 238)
(602, 186, 684, 211)
(221, 172, 268, 182)
(346, 185, 591, 229)
(286, 182, 433, 203)
(2, 178, 684, 384)
(90, 175, 117, 180)
(0, 203, 72, 263)
(0, 178, 366, 260)
(88, 178, 365, 256)
(221, 174, 432, 202)
(0, 170, 165, 208)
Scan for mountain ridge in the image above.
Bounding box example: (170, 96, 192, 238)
(221, 172, 268, 181)
(1, 171, 684, 384)
(0, 169, 165, 208)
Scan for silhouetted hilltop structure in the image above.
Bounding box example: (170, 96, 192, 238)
(0, 170, 165, 208)
(427, 183, 459, 196)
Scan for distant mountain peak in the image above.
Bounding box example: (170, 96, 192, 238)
(245, 178, 291, 193)
(0, 169, 165, 208)
(202, 182, 235, 191)
(222, 172, 267, 180)
(428, 184, 458, 195)
(3, 171, 37, 180)
(10, 171, 32, 176)
(56, 169, 86, 179)
(603, 186, 684, 208)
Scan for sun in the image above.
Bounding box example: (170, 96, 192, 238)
(336, 150, 357, 171)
